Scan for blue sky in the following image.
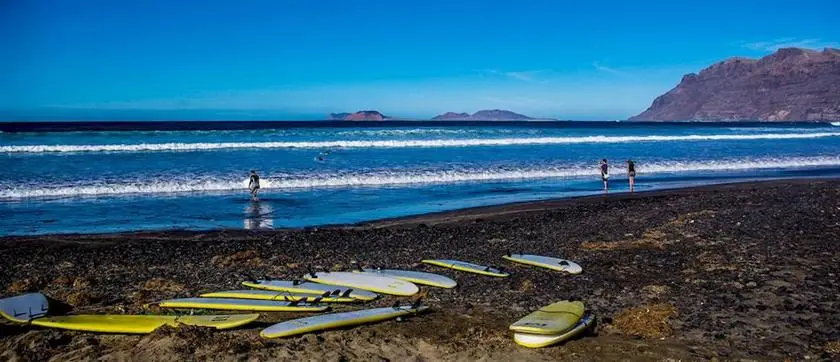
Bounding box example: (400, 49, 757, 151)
(1, 0, 838, 120)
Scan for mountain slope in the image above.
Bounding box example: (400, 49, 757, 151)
(630, 48, 840, 121)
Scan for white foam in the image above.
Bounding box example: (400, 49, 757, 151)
(3, 132, 840, 153)
(2, 156, 838, 199)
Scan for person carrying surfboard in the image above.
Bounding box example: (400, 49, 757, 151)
(599, 159, 609, 191)
(248, 170, 260, 201)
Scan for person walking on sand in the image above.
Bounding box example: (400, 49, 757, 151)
(248, 170, 260, 201)
(627, 159, 636, 192)
(599, 159, 609, 191)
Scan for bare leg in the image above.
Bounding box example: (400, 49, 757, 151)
(629, 176, 635, 192)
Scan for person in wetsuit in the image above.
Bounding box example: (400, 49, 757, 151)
(599, 159, 609, 191)
(248, 170, 260, 201)
(627, 159, 636, 192)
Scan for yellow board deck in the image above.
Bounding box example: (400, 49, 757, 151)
(509, 301, 584, 335)
(30, 314, 259, 334)
(421, 259, 509, 277)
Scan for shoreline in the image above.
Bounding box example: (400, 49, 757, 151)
(2, 176, 835, 239)
(357, 176, 840, 228)
(2, 178, 839, 360)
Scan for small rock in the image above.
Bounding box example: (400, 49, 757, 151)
(746, 281, 757, 288)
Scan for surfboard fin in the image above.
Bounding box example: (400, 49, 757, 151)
(505, 250, 512, 257)
(341, 289, 353, 297)
(240, 272, 258, 282)
(292, 279, 302, 286)
(312, 297, 323, 304)
(559, 260, 570, 266)
(331, 289, 341, 296)
(321, 291, 331, 297)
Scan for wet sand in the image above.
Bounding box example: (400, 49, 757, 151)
(1, 179, 839, 361)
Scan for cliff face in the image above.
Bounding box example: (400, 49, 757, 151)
(630, 48, 840, 121)
(432, 109, 532, 120)
(329, 111, 388, 121)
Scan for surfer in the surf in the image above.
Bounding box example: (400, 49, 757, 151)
(599, 159, 609, 191)
(248, 170, 260, 201)
(627, 159, 636, 192)
(315, 150, 331, 162)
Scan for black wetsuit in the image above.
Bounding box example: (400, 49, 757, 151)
(600, 163, 609, 180)
(628, 161, 636, 177)
(249, 174, 260, 190)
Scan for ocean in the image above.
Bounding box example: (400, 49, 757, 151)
(2, 121, 839, 236)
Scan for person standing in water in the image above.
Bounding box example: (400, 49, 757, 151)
(627, 159, 636, 192)
(248, 170, 260, 201)
(599, 159, 609, 191)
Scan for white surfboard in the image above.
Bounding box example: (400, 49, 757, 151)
(421, 259, 509, 277)
(304, 272, 419, 296)
(0, 292, 49, 323)
(157, 297, 328, 312)
(241, 280, 379, 301)
(503, 254, 582, 274)
(354, 268, 457, 289)
(200, 290, 358, 303)
(513, 314, 596, 348)
(261, 305, 430, 338)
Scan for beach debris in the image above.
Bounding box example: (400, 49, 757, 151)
(64, 291, 100, 307)
(6, 278, 44, 294)
(211, 250, 263, 267)
(825, 341, 840, 355)
(611, 303, 678, 338)
(640, 285, 671, 300)
(140, 278, 185, 293)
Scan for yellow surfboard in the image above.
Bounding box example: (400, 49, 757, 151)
(157, 298, 328, 312)
(30, 314, 259, 334)
(502, 254, 583, 274)
(200, 290, 357, 303)
(509, 301, 584, 335)
(421, 259, 509, 277)
(261, 305, 429, 339)
(303, 272, 419, 296)
(513, 314, 596, 348)
(241, 280, 379, 301)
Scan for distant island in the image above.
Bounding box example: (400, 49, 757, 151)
(631, 47, 840, 122)
(329, 111, 390, 121)
(431, 109, 533, 121)
(328, 109, 537, 121)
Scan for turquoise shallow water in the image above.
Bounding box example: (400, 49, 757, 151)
(1, 121, 839, 235)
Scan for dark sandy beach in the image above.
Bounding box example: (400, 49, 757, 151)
(1, 179, 839, 361)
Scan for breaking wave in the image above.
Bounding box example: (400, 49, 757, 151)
(3, 132, 840, 153)
(2, 156, 838, 199)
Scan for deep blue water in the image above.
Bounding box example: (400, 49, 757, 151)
(2, 121, 839, 236)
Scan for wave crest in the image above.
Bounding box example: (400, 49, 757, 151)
(2, 156, 838, 199)
(3, 132, 840, 153)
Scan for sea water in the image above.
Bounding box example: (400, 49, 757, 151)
(1, 121, 839, 235)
